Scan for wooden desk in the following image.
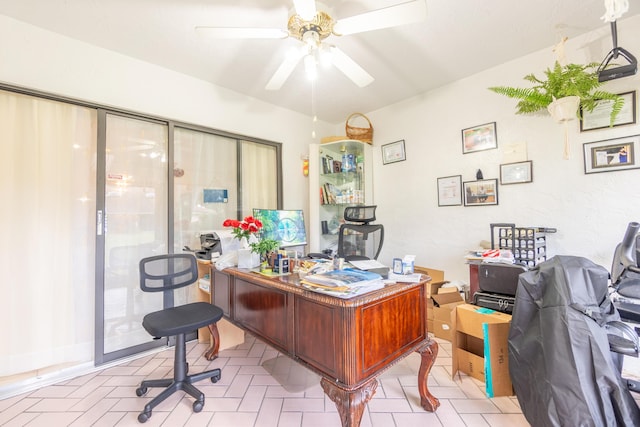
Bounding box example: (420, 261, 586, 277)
(203, 268, 440, 427)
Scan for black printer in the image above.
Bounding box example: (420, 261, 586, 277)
(194, 232, 222, 260)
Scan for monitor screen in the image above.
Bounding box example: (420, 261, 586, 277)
(252, 209, 307, 248)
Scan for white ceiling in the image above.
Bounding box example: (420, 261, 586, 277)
(0, 0, 638, 123)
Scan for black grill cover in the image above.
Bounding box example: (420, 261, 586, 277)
(508, 255, 640, 426)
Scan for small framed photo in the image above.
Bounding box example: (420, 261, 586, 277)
(583, 135, 640, 174)
(500, 161, 533, 185)
(462, 122, 497, 154)
(382, 140, 406, 165)
(580, 91, 636, 132)
(437, 175, 462, 206)
(463, 179, 498, 206)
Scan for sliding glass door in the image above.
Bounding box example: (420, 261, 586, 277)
(97, 113, 169, 361)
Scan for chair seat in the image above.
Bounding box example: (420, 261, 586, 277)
(142, 302, 223, 338)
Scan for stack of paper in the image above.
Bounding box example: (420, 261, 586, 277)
(300, 268, 384, 298)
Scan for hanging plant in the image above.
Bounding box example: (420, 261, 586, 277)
(488, 61, 624, 125)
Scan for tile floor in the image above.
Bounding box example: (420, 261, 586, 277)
(0, 334, 637, 427)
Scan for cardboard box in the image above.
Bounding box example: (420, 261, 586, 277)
(414, 266, 445, 296)
(431, 291, 465, 341)
(452, 303, 513, 397)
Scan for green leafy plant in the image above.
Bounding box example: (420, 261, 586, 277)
(488, 61, 624, 125)
(250, 238, 280, 257)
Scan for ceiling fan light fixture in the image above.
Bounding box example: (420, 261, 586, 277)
(302, 30, 320, 48)
(318, 44, 333, 67)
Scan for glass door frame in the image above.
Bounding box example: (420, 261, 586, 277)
(95, 114, 283, 365)
(94, 110, 174, 365)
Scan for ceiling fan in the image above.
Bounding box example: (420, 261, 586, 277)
(196, 0, 427, 90)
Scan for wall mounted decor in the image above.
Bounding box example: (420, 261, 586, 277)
(463, 179, 498, 206)
(381, 139, 406, 164)
(500, 161, 533, 185)
(580, 91, 637, 132)
(583, 134, 640, 174)
(462, 122, 497, 154)
(437, 175, 462, 207)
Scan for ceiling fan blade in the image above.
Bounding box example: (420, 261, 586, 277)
(195, 26, 288, 39)
(330, 47, 374, 87)
(265, 49, 306, 90)
(333, 0, 427, 36)
(293, 0, 317, 21)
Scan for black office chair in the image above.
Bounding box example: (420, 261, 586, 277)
(337, 205, 384, 261)
(135, 253, 223, 423)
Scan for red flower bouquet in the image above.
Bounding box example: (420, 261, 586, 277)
(223, 216, 263, 241)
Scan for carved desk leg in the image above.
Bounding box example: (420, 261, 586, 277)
(417, 337, 440, 411)
(203, 322, 220, 361)
(321, 377, 378, 427)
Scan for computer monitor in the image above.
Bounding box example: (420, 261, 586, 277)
(252, 209, 307, 249)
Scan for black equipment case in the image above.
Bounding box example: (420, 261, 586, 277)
(473, 291, 516, 314)
(475, 263, 526, 314)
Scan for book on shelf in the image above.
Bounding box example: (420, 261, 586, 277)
(321, 182, 340, 205)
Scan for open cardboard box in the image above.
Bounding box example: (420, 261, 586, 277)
(415, 266, 448, 332)
(451, 303, 513, 397)
(414, 266, 445, 296)
(430, 287, 465, 341)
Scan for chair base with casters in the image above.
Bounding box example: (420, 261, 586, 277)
(136, 330, 222, 423)
(136, 254, 224, 423)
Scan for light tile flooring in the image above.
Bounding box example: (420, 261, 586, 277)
(0, 334, 637, 427)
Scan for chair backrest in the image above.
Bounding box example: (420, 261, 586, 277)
(337, 223, 384, 261)
(139, 253, 199, 293)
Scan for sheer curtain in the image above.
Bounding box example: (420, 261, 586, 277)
(0, 90, 97, 378)
(241, 140, 278, 215)
(174, 128, 238, 252)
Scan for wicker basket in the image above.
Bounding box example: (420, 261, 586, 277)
(345, 113, 373, 144)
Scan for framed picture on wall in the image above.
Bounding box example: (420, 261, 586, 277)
(437, 175, 462, 206)
(500, 161, 533, 185)
(381, 140, 406, 164)
(463, 179, 498, 206)
(462, 122, 497, 154)
(580, 91, 637, 132)
(583, 134, 640, 174)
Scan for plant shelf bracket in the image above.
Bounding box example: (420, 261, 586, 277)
(597, 20, 637, 82)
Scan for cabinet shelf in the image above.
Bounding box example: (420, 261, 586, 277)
(309, 139, 373, 254)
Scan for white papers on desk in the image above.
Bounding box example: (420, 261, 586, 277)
(300, 268, 385, 298)
(348, 259, 387, 270)
(387, 272, 422, 283)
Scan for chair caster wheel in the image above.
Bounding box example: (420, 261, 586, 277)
(138, 411, 151, 423)
(193, 400, 204, 413)
(211, 372, 221, 383)
(136, 387, 147, 397)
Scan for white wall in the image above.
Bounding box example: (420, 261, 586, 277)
(369, 15, 640, 282)
(0, 14, 331, 215)
(2, 13, 639, 285)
